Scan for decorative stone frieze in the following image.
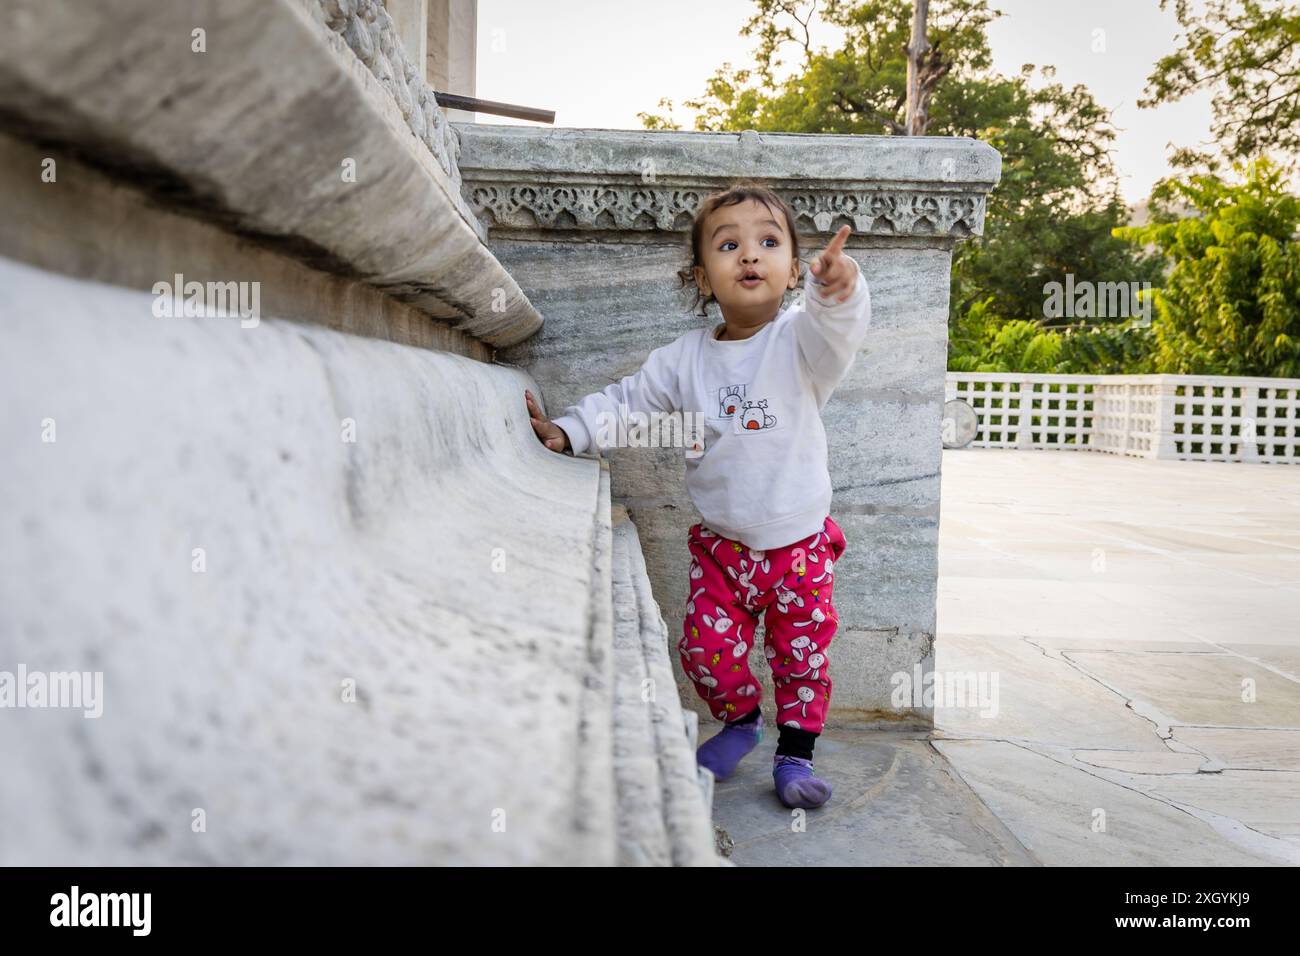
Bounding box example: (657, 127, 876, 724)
(464, 182, 986, 238)
(454, 125, 999, 241)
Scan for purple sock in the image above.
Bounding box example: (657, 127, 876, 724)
(696, 711, 763, 780)
(773, 754, 832, 808)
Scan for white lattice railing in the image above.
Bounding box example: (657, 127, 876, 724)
(945, 373, 1300, 465)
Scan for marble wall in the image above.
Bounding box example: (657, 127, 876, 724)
(458, 124, 1002, 726)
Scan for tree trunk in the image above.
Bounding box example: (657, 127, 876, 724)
(905, 0, 930, 136)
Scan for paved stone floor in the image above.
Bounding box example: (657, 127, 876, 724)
(714, 449, 1300, 865)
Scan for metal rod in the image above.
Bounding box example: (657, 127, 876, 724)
(432, 92, 554, 124)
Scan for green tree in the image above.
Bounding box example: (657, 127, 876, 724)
(947, 302, 1155, 373)
(639, 0, 1164, 359)
(1055, 322, 1157, 374)
(948, 315, 1062, 372)
(1138, 0, 1300, 174)
(1114, 158, 1300, 377)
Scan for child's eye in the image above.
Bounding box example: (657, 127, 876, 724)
(719, 237, 779, 251)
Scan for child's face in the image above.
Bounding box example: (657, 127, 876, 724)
(693, 199, 800, 315)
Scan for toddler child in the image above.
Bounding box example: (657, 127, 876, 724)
(524, 182, 871, 809)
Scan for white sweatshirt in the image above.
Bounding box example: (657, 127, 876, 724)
(552, 256, 871, 550)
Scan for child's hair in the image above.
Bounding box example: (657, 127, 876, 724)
(676, 181, 803, 317)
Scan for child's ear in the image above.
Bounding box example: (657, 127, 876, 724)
(693, 264, 711, 296)
(788, 260, 801, 289)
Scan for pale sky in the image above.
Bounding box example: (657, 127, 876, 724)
(472, 0, 1219, 204)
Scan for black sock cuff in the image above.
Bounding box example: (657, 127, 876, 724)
(775, 725, 818, 759)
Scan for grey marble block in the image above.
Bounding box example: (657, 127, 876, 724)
(461, 126, 1001, 727)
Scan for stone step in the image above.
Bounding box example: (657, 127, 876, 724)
(0, 254, 619, 865)
(611, 505, 722, 866)
(610, 499, 672, 865)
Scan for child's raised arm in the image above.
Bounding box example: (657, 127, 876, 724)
(525, 339, 683, 457)
(792, 225, 872, 406)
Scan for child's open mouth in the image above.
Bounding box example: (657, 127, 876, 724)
(739, 272, 764, 288)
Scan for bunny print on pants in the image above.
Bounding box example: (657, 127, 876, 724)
(678, 516, 846, 734)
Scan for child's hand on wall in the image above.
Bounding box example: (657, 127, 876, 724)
(808, 224, 856, 303)
(525, 389, 571, 453)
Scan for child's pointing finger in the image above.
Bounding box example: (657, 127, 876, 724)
(824, 223, 851, 257)
(810, 224, 852, 282)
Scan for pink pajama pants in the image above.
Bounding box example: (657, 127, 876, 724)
(678, 516, 847, 735)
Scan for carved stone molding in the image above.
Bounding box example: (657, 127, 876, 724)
(0, 0, 541, 349)
(310, 0, 462, 196)
(463, 181, 988, 239)
(453, 126, 1000, 242)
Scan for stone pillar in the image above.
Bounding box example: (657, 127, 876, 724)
(1015, 376, 1035, 449)
(1154, 376, 1182, 460)
(455, 125, 1001, 727)
(427, 0, 476, 122)
(1238, 384, 1260, 462)
(1120, 380, 1135, 457)
(384, 0, 428, 71)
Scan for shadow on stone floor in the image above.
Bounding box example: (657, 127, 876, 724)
(709, 725, 1037, 866)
